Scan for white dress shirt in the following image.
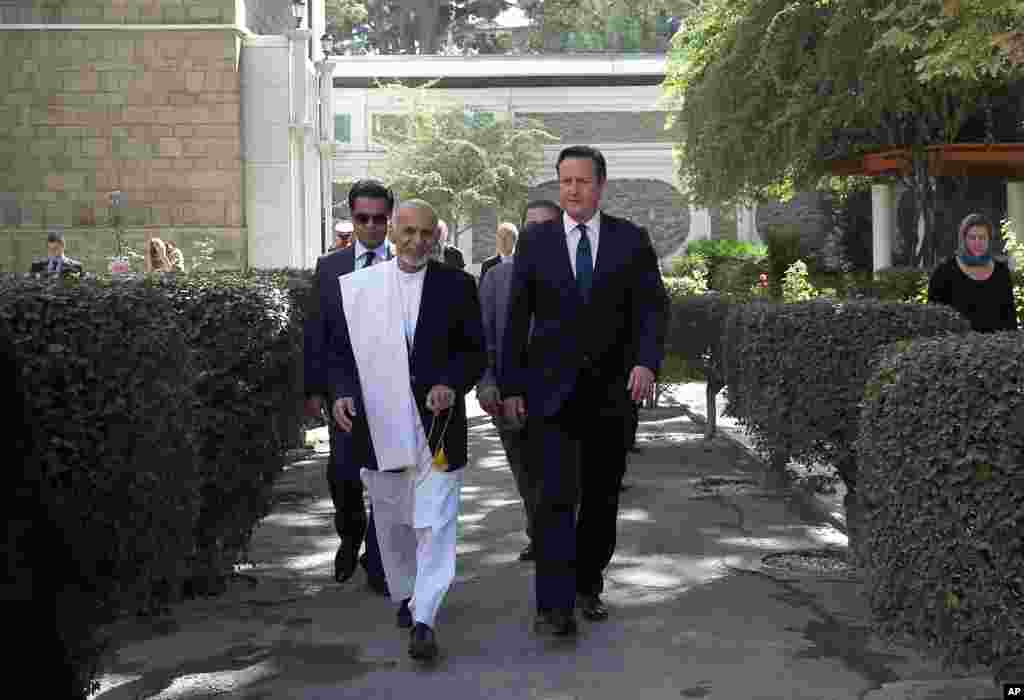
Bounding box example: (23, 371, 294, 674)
(563, 210, 601, 279)
(354, 238, 391, 269)
(396, 263, 427, 351)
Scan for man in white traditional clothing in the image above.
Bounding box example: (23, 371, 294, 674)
(327, 199, 486, 662)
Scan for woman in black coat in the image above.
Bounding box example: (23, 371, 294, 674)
(927, 213, 1019, 332)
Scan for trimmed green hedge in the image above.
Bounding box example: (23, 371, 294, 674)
(1, 275, 201, 697)
(720, 299, 970, 493)
(855, 331, 1024, 679)
(0, 269, 311, 699)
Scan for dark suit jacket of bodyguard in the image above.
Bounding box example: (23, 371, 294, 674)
(325, 260, 487, 471)
(304, 245, 363, 480)
(499, 213, 669, 420)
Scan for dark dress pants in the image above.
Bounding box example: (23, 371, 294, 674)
(494, 419, 535, 542)
(530, 375, 629, 613)
(327, 417, 385, 582)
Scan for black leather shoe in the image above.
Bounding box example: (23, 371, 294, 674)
(396, 598, 413, 629)
(408, 623, 439, 661)
(361, 554, 390, 596)
(333, 542, 358, 583)
(518, 544, 535, 562)
(577, 593, 609, 621)
(534, 609, 577, 637)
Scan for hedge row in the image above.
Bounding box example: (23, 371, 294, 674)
(665, 287, 1020, 678)
(720, 299, 970, 490)
(856, 331, 1024, 680)
(0, 269, 312, 699)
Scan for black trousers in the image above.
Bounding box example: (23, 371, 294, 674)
(530, 376, 629, 613)
(494, 420, 535, 542)
(326, 418, 385, 582)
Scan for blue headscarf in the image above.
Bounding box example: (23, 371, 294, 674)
(956, 213, 994, 266)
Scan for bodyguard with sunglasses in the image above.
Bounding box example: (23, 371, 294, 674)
(305, 179, 395, 592)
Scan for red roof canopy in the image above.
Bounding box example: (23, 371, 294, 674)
(825, 143, 1024, 178)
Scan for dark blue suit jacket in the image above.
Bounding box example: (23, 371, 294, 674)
(325, 260, 486, 471)
(304, 246, 356, 399)
(499, 212, 669, 419)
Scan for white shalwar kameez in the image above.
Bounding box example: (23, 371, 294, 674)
(339, 259, 463, 629)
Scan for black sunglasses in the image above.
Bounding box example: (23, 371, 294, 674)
(353, 213, 389, 226)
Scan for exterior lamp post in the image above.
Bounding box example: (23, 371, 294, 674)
(315, 36, 337, 256)
(291, 0, 305, 29)
(108, 190, 131, 275)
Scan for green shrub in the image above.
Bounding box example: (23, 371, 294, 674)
(1001, 219, 1024, 324)
(0, 270, 311, 697)
(678, 240, 767, 297)
(685, 239, 767, 260)
(720, 299, 971, 496)
(156, 270, 309, 593)
(657, 352, 705, 383)
(664, 256, 709, 296)
(0, 275, 201, 699)
(855, 331, 1024, 677)
(781, 260, 829, 302)
(665, 292, 733, 390)
(763, 225, 803, 299)
(872, 266, 930, 303)
(711, 257, 769, 303)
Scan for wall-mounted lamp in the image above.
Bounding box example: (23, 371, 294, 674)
(291, 0, 305, 29)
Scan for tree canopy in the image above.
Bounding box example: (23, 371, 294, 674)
(521, 0, 697, 52)
(663, 0, 1023, 266)
(367, 82, 558, 244)
(871, 0, 1024, 83)
(327, 0, 510, 55)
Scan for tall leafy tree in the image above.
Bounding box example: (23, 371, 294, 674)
(522, 0, 698, 52)
(369, 82, 558, 244)
(872, 0, 1024, 83)
(333, 0, 510, 54)
(664, 0, 1019, 267)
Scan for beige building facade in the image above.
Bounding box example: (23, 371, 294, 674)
(0, 0, 329, 273)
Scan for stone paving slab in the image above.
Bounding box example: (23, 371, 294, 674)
(90, 397, 1000, 700)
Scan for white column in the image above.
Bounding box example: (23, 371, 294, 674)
(287, 29, 312, 269)
(736, 202, 759, 243)
(317, 60, 336, 261)
(1007, 181, 1024, 270)
(689, 206, 711, 242)
(242, 36, 292, 271)
(871, 182, 895, 275)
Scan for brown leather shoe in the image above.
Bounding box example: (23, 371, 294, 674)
(577, 593, 609, 621)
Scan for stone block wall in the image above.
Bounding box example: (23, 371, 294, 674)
(0, 226, 245, 273)
(0, 0, 236, 24)
(516, 111, 671, 144)
(526, 178, 691, 260)
(0, 27, 245, 272)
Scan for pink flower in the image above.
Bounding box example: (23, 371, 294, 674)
(759, 273, 769, 288)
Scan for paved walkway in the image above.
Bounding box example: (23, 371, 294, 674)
(91, 389, 999, 700)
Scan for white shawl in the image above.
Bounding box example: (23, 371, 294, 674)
(339, 259, 424, 472)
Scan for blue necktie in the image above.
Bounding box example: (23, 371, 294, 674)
(361, 250, 375, 269)
(575, 223, 593, 302)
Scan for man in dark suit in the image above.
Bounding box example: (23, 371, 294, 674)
(304, 179, 393, 593)
(435, 219, 466, 269)
(30, 231, 83, 276)
(476, 203, 560, 563)
(479, 222, 519, 284)
(501, 145, 669, 636)
(328, 199, 486, 662)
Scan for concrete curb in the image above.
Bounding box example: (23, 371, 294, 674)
(674, 402, 849, 537)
